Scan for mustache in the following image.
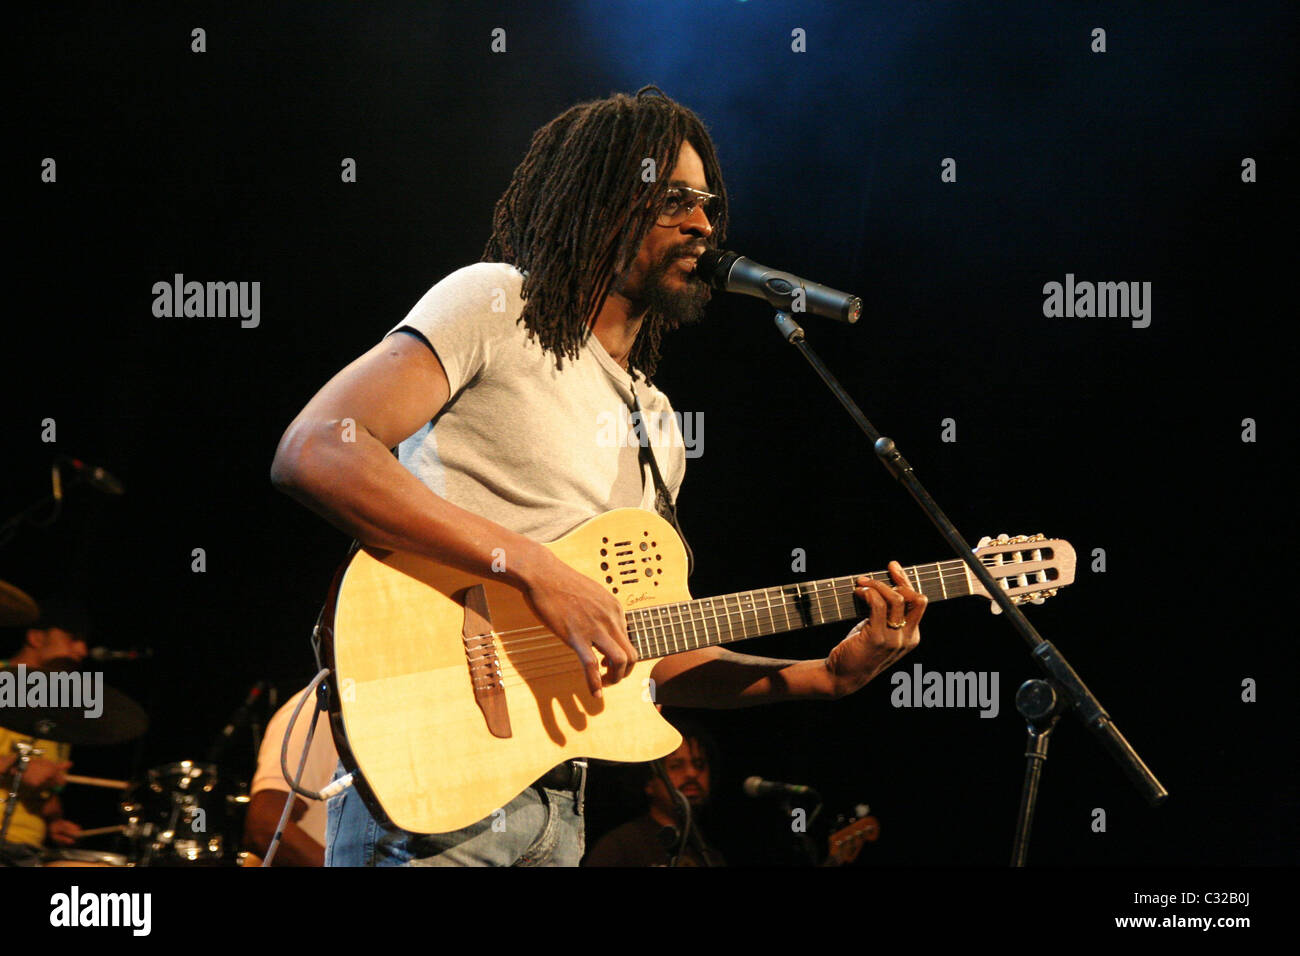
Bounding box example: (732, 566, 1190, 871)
(665, 244, 708, 263)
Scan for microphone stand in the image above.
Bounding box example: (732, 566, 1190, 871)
(769, 309, 1167, 865)
(649, 758, 694, 867)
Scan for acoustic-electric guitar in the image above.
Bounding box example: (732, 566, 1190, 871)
(320, 507, 1075, 834)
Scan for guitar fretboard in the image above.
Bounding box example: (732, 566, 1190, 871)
(624, 560, 977, 660)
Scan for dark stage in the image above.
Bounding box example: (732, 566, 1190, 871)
(6, 0, 1296, 934)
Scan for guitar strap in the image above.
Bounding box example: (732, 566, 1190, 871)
(628, 382, 695, 580)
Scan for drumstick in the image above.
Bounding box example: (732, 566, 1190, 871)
(63, 774, 130, 790)
(74, 824, 128, 837)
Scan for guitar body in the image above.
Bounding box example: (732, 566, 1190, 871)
(323, 508, 686, 835)
(322, 505, 1076, 836)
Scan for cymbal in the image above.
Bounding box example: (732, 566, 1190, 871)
(0, 580, 39, 627)
(0, 662, 148, 745)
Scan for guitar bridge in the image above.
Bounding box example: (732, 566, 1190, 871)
(460, 584, 512, 738)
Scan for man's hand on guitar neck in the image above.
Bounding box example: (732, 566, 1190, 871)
(826, 561, 926, 697)
(649, 560, 926, 707)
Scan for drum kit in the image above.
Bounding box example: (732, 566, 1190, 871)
(2, 581, 254, 868)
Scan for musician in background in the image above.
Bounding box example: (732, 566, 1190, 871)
(0, 601, 89, 864)
(585, 719, 724, 867)
(243, 686, 339, 866)
(272, 86, 927, 867)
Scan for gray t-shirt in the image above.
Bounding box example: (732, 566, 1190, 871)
(387, 261, 686, 544)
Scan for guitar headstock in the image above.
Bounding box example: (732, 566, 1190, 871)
(826, 814, 880, 867)
(971, 534, 1076, 614)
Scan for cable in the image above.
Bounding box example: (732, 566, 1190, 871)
(260, 668, 330, 867)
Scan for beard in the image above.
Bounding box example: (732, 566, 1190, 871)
(614, 251, 712, 332)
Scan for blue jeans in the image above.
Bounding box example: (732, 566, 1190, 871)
(325, 765, 585, 867)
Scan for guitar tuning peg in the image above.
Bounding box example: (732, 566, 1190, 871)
(997, 533, 1010, 542)
(1031, 594, 1045, 605)
(976, 535, 991, 549)
(989, 601, 1003, 615)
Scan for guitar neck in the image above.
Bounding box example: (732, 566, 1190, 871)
(625, 559, 977, 660)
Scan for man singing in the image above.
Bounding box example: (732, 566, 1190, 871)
(272, 86, 925, 866)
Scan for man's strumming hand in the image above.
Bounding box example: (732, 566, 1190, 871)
(520, 554, 638, 699)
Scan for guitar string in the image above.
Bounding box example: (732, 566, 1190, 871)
(482, 559, 1057, 684)
(481, 555, 1020, 646)
(492, 581, 1048, 669)
(485, 555, 1046, 653)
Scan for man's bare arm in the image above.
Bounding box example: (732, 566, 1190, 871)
(243, 791, 323, 866)
(270, 333, 638, 696)
(651, 565, 927, 707)
(271, 334, 552, 588)
(651, 648, 838, 707)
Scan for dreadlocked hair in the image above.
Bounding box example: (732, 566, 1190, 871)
(482, 85, 728, 380)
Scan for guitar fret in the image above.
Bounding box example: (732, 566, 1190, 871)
(625, 558, 1006, 660)
(614, 567, 927, 656)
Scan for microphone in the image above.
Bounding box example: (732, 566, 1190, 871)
(206, 680, 268, 763)
(56, 457, 125, 496)
(742, 775, 820, 799)
(87, 647, 154, 662)
(694, 249, 861, 324)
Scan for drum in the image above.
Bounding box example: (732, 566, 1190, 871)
(120, 760, 247, 866)
(43, 848, 131, 867)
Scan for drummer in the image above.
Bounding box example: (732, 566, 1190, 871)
(0, 600, 88, 865)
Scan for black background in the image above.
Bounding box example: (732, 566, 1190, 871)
(6, 0, 1295, 878)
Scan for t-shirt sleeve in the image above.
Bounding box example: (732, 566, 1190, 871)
(250, 701, 294, 796)
(386, 262, 520, 399)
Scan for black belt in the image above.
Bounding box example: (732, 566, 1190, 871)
(533, 759, 586, 791)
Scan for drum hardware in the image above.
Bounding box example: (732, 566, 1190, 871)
(41, 847, 130, 867)
(119, 761, 249, 866)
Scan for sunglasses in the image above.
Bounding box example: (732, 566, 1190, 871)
(657, 185, 720, 226)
